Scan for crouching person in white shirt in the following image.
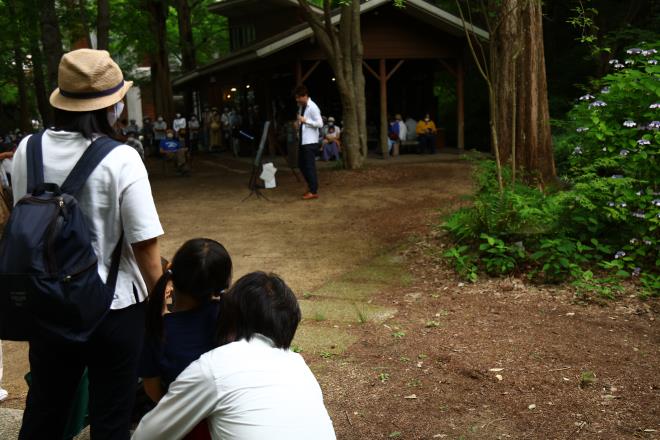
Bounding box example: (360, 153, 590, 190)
(132, 272, 336, 440)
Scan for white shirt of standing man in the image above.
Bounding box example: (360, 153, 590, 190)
(297, 97, 323, 145)
(132, 334, 336, 440)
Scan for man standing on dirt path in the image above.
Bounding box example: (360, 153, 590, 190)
(294, 85, 323, 200)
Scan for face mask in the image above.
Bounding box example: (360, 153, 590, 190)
(107, 101, 125, 126)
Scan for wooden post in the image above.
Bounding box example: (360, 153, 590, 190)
(456, 57, 465, 150)
(295, 59, 302, 85)
(379, 58, 389, 159)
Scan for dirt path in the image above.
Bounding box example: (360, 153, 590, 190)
(4, 153, 655, 440)
(0, 152, 473, 413)
(311, 238, 660, 439)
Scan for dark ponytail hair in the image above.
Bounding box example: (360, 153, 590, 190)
(147, 238, 232, 340)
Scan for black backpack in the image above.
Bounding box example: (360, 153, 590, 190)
(0, 131, 123, 342)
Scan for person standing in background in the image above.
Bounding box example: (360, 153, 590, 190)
(201, 107, 212, 151)
(141, 117, 154, 156)
(153, 116, 168, 153)
(172, 114, 187, 137)
(188, 115, 200, 154)
(294, 85, 323, 200)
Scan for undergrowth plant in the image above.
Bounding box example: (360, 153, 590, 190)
(443, 43, 660, 298)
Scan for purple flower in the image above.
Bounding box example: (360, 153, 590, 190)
(636, 190, 644, 196)
(650, 103, 660, 109)
(614, 251, 626, 259)
(607, 201, 616, 207)
(637, 139, 651, 146)
(625, 59, 635, 65)
(614, 63, 625, 69)
(589, 100, 607, 109)
(618, 202, 627, 208)
(579, 94, 595, 101)
(623, 120, 637, 128)
(643, 240, 652, 246)
(653, 199, 660, 207)
(611, 174, 624, 179)
(576, 127, 589, 133)
(648, 121, 660, 129)
(632, 211, 646, 219)
(642, 49, 658, 56)
(573, 147, 583, 155)
(608, 59, 619, 65)
(619, 149, 630, 157)
(632, 267, 641, 277)
(630, 238, 638, 244)
(649, 59, 659, 65)
(626, 48, 642, 55)
(601, 86, 610, 94)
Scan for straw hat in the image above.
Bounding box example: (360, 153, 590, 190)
(49, 49, 133, 112)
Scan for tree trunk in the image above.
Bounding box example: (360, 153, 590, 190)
(30, 39, 52, 127)
(40, 0, 64, 92)
(7, 0, 30, 132)
(175, 0, 196, 116)
(490, 0, 555, 184)
(97, 0, 110, 50)
(297, 0, 367, 169)
(146, 0, 175, 121)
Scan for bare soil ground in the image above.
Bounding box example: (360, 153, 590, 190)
(1, 152, 658, 440)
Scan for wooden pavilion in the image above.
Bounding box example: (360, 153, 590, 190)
(173, 0, 488, 151)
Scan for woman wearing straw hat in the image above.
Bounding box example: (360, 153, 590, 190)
(11, 49, 164, 440)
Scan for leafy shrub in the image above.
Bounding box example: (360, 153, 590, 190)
(443, 44, 660, 297)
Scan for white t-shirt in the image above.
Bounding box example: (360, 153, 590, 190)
(299, 98, 323, 145)
(133, 334, 336, 440)
(12, 130, 164, 310)
(172, 117, 187, 132)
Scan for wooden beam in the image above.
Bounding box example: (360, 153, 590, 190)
(386, 60, 405, 81)
(456, 57, 465, 150)
(362, 60, 379, 81)
(379, 58, 389, 159)
(301, 60, 321, 82)
(439, 59, 457, 77)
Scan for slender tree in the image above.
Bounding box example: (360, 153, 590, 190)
(145, 0, 175, 120)
(40, 0, 64, 92)
(6, 0, 30, 131)
(297, 0, 368, 169)
(175, 0, 197, 115)
(97, 0, 110, 50)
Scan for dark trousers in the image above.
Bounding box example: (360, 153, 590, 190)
(417, 134, 437, 154)
(299, 143, 319, 194)
(19, 302, 146, 440)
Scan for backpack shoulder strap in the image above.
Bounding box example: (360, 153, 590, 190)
(26, 130, 46, 193)
(61, 136, 122, 197)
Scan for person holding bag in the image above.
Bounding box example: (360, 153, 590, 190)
(6, 49, 164, 440)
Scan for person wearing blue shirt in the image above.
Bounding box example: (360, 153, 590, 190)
(159, 129, 189, 175)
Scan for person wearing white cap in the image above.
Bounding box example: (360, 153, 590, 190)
(10, 49, 164, 440)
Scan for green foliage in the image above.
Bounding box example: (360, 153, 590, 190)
(443, 43, 660, 298)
